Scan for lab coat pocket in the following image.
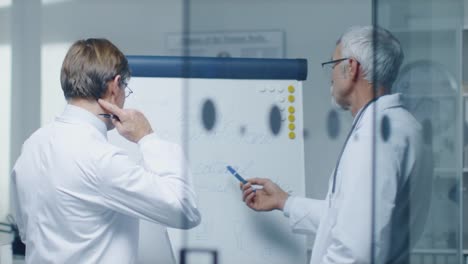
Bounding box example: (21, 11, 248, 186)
(310, 196, 341, 264)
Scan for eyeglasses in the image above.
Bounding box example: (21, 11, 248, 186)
(124, 86, 133, 98)
(321, 58, 349, 78)
(121, 82, 133, 98)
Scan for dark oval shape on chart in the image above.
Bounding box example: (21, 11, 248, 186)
(303, 129, 310, 141)
(239, 125, 247, 136)
(269, 105, 282, 136)
(201, 99, 216, 131)
(422, 119, 432, 145)
(381, 115, 391, 142)
(326, 110, 340, 139)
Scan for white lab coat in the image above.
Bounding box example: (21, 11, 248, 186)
(284, 93, 432, 264)
(11, 104, 201, 263)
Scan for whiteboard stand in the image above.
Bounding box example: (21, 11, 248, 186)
(109, 55, 308, 264)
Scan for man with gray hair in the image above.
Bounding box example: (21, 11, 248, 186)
(240, 26, 432, 263)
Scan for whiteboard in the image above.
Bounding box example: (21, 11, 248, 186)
(108, 57, 308, 264)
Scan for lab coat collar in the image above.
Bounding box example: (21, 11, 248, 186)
(375, 93, 403, 110)
(56, 104, 108, 139)
(352, 93, 403, 126)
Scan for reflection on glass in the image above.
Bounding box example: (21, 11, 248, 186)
(41, 0, 72, 5)
(377, 0, 463, 263)
(0, 44, 12, 220)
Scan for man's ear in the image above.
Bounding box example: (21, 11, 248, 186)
(348, 58, 359, 81)
(110, 75, 122, 97)
(101, 75, 121, 101)
(113, 75, 122, 87)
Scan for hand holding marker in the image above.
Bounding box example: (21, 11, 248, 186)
(226, 166, 263, 192)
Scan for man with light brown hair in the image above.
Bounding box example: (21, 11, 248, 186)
(11, 38, 201, 263)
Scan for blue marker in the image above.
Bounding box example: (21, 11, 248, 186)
(226, 165, 263, 191)
(227, 166, 247, 184)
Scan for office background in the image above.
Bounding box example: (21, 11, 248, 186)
(0, 0, 466, 263)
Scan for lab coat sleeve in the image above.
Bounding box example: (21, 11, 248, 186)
(320, 131, 398, 264)
(284, 196, 326, 235)
(96, 133, 201, 229)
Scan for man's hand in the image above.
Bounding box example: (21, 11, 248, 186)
(98, 99, 154, 143)
(241, 178, 289, 212)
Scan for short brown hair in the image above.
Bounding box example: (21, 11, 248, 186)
(60, 38, 131, 100)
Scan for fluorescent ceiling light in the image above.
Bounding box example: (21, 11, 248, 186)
(0, 0, 11, 8)
(41, 0, 73, 5)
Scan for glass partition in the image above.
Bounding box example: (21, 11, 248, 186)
(375, 0, 463, 263)
(180, 1, 373, 264)
(183, 0, 465, 264)
(8, 1, 186, 263)
(0, 0, 12, 222)
(0, 1, 13, 263)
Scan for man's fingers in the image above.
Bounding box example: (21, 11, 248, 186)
(243, 187, 254, 201)
(242, 182, 252, 192)
(111, 118, 123, 130)
(245, 192, 256, 206)
(247, 178, 268, 186)
(98, 99, 125, 117)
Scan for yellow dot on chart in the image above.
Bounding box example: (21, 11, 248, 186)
(289, 123, 296, 131)
(288, 95, 295, 103)
(289, 132, 296, 139)
(288, 85, 295, 93)
(288, 106, 295, 114)
(288, 114, 295, 122)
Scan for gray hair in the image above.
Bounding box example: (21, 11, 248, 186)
(337, 26, 404, 90)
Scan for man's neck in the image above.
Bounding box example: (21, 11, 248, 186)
(350, 84, 387, 117)
(68, 98, 114, 130)
(69, 98, 99, 113)
(68, 98, 108, 121)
